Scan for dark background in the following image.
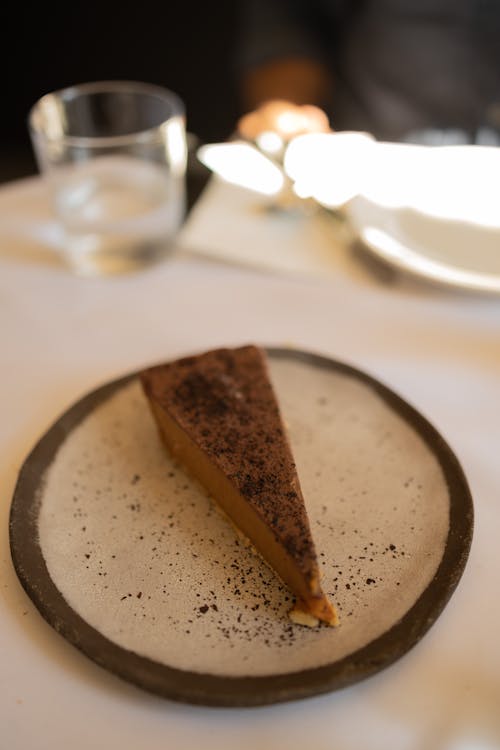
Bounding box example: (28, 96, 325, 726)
(0, 2, 240, 184)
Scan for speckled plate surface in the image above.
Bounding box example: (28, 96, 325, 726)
(10, 349, 473, 706)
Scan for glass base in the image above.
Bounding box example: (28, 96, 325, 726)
(62, 235, 175, 276)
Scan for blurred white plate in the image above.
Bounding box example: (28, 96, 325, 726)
(346, 195, 500, 292)
(344, 143, 500, 293)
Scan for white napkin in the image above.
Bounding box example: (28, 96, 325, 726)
(178, 177, 358, 280)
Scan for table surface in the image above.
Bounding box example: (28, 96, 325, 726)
(1, 172, 500, 750)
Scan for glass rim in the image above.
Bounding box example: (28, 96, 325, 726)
(28, 80, 185, 148)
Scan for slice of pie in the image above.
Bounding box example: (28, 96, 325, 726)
(140, 345, 338, 626)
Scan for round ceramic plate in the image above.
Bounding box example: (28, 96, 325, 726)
(344, 142, 500, 293)
(347, 195, 500, 293)
(10, 348, 473, 706)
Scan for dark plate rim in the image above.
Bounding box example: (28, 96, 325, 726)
(9, 347, 474, 706)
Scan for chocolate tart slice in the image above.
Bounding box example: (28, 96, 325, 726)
(140, 345, 338, 626)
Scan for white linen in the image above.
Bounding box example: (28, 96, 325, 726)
(1, 174, 500, 749)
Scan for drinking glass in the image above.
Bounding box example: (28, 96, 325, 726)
(29, 81, 187, 275)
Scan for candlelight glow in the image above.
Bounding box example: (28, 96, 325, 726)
(256, 130, 284, 156)
(197, 142, 285, 195)
(276, 110, 309, 136)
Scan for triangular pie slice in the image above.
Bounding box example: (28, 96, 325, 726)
(140, 345, 338, 626)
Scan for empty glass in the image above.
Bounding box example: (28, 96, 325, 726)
(29, 81, 187, 275)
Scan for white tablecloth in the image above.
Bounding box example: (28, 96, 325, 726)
(1, 175, 500, 749)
